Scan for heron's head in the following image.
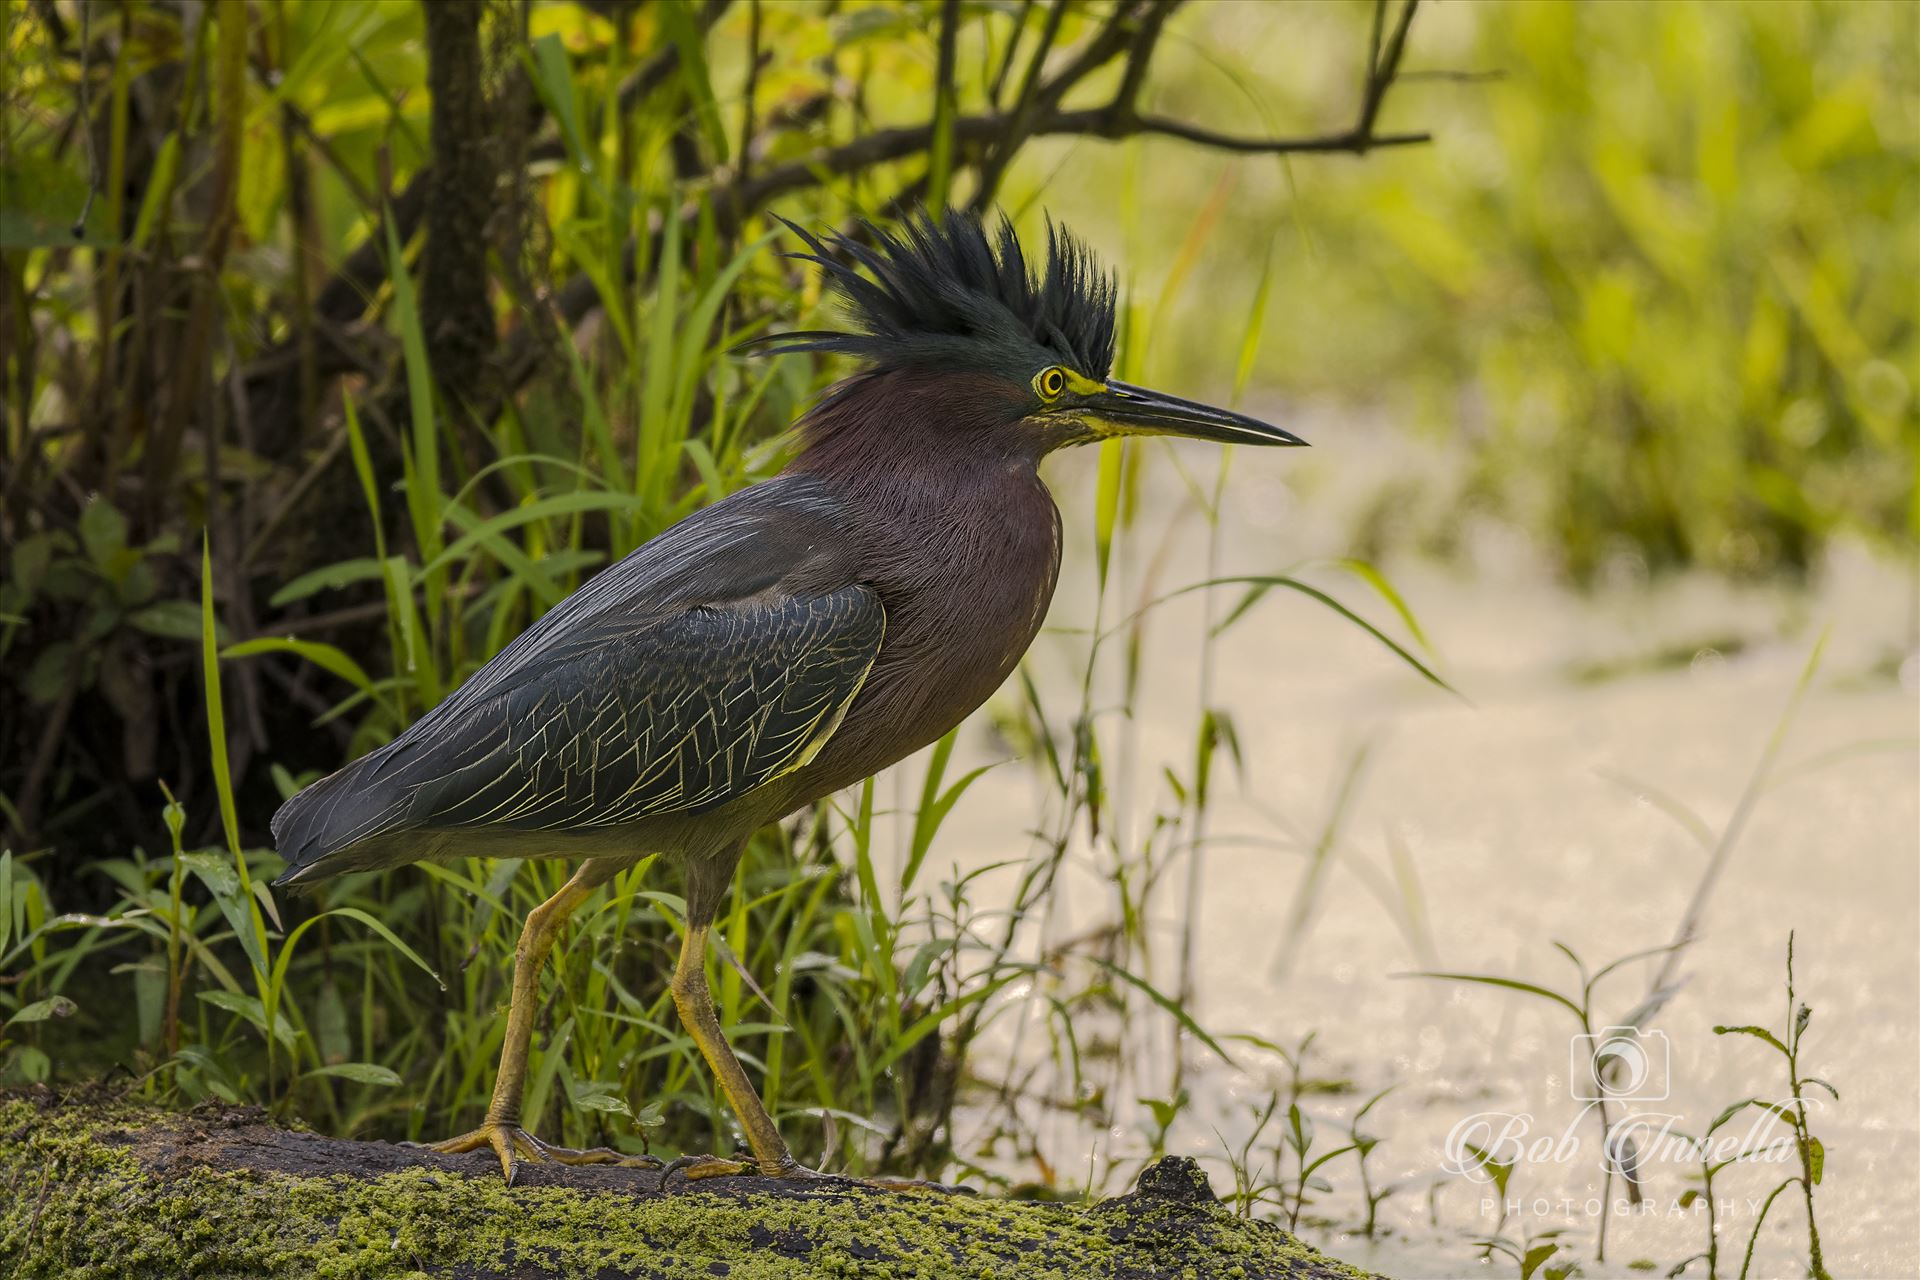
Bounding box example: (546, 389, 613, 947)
(762, 209, 1306, 459)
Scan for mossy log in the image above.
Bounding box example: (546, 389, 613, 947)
(0, 1090, 1375, 1280)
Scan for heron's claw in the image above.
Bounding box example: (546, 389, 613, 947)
(411, 1121, 662, 1186)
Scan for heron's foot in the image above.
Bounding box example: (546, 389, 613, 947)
(411, 1120, 663, 1185)
(662, 1152, 969, 1194)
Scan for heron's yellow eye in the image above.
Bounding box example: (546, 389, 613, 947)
(1036, 367, 1067, 400)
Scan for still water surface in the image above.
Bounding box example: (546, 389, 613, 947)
(882, 438, 1917, 1280)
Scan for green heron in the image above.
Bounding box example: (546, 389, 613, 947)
(272, 209, 1304, 1185)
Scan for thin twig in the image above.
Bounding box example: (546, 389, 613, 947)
(738, 0, 761, 185)
(988, 0, 1034, 108)
(1112, 0, 1178, 115)
(1355, 0, 1419, 145)
(70, 0, 97, 239)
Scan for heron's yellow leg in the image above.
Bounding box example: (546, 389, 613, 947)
(668, 919, 789, 1177)
(665, 920, 963, 1193)
(421, 859, 657, 1183)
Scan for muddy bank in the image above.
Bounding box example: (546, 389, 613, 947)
(0, 1089, 1374, 1279)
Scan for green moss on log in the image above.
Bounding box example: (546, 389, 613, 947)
(0, 1091, 1377, 1280)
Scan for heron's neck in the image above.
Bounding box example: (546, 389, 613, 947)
(788, 370, 1041, 483)
(780, 372, 1063, 787)
(787, 368, 1061, 617)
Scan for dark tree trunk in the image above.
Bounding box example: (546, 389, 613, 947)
(421, 0, 498, 426)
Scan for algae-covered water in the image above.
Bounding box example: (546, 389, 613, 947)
(872, 417, 1919, 1280)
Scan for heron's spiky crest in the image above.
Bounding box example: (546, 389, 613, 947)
(758, 208, 1118, 383)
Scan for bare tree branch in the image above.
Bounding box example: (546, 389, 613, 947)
(1112, 0, 1178, 114)
(988, 0, 1036, 108)
(1087, 111, 1429, 154)
(1356, 0, 1420, 146)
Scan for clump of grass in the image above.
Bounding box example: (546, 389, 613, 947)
(1478, 1228, 1581, 1280)
(1211, 1032, 1396, 1241)
(1407, 938, 1682, 1263)
(1708, 933, 1834, 1280)
(1451, 1136, 1580, 1280)
(1346, 1084, 1399, 1240)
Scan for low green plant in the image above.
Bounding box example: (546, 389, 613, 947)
(1346, 1084, 1398, 1240)
(1712, 933, 1834, 1280)
(1476, 1228, 1581, 1280)
(1408, 939, 1683, 1263)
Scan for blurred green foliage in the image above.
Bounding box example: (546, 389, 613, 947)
(1034, 0, 1918, 581)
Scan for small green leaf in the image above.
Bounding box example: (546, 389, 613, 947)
(10, 534, 57, 595)
(79, 499, 128, 569)
(1139, 1095, 1184, 1130)
(1713, 1024, 1789, 1055)
(1288, 1102, 1314, 1155)
(129, 133, 180, 251)
(6, 994, 76, 1026)
(526, 34, 588, 171)
(268, 559, 387, 608)
(317, 907, 444, 991)
(571, 1082, 631, 1116)
(22, 643, 80, 702)
(0, 153, 113, 246)
(1520, 1243, 1560, 1280)
(177, 849, 241, 900)
(1802, 1076, 1840, 1101)
(1806, 1136, 1824, 1185)
(305, 1062, 403, 1087)
(128, 602, 205, 641)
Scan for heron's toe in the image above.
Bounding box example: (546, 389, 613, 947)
(852, 1173, 975, 1195)
(520, 1131, 663, 1171)
(661, 1152, 754, 1185)
(755, 1158, 974, 1194)
(411, 1122, 657, 1185)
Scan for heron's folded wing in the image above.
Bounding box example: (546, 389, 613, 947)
(273, 585, 882, 875)
(383, 585, 882, 834)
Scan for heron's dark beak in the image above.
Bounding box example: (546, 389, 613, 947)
(1086, 380, 1307, 446)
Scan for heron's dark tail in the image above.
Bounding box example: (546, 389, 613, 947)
(270, 757, 407, 887)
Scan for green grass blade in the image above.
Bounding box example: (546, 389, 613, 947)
(1095, 959, 1239, 1068)
(224, 638, 376, 696)
(199, 539, 273, 1029)
(1398, 970, 1585, 1020)
(384, 213, 443, 575)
